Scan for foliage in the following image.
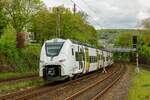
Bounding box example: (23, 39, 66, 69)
(0, 24, 16, 54)
(0, 24, 41, 72)
(32, 6, 98, 46)
(1, 0, 44, 32)
(114, 30, 150, 64)
(16, 44, 41, 72)
(0, 72, 35, 80)
(0, 79, 43, 92)
(115, 32, 133, 48)
(141, 17, 150, 29)
(0, 3, 7, 36)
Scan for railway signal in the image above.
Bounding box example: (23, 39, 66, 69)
(132, 35, 137, 49)
(132, 34, 139, 73)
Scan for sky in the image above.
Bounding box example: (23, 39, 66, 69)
(43, 0, 150, 29)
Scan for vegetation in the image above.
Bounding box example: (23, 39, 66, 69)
(32, 6, 98, 46)
(0, 79, 43, 93)
(128, 68, 150, 100)
(1, 0, 44, 32)
(142, 18, 150, 29)
(0, 3, 6, 36)
(0, 24, 41, 73)
(0, 72, 35, 80)
(113, 29, 150, 64)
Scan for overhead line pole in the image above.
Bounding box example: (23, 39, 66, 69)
(73, 3, 76, 15)
(56, 7, 61, 38)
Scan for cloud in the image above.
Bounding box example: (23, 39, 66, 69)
(43, 0, 150, 29)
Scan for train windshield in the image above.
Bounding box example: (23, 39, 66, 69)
(45, 42, 64, 57)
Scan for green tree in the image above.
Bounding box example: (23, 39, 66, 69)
(0, 3, 7, 36)
(33, 6, 98, 46)
(115, 32, 132, 48)
(0, 24, 16, 53)
(1, 0, 44, 32)
(142, 18, 150, 29)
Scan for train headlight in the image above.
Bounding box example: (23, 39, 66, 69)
(40, 60, 44, 63)
(59, 59, 66, 63)
(40, 60, 45, 66)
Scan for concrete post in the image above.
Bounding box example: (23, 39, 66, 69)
(136, 52, 140, 73)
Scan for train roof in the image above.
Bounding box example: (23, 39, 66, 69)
(44, 38, 112, 52)
(70, 39, 96, 49)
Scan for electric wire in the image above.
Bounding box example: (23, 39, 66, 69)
(70, 0, 102, 28)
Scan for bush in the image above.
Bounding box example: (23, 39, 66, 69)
(0, 24, 41, 73)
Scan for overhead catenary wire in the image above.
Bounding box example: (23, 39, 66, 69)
(70, 0, 102, 29)
(82, 0, 108, 28)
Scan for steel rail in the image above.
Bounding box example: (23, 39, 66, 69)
(65, 65, 124, 100)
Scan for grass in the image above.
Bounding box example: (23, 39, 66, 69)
(0, 72, 36, 80)
(128, 68, 150, 100)
(0, 79, 44, 93)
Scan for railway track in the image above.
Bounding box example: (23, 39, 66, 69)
(0, 66, 108, 100)
(65, 64, 125, 100)
(0, 74, 38, 83)
(0, 64, 123, 100)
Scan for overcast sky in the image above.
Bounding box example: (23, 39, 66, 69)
(43, 0, 150, 29)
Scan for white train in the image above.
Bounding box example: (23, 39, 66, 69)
(39, 38, 113, 81)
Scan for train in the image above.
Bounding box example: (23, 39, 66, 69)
(39, 38, 113, 81)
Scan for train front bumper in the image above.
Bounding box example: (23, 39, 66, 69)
(42, 65, 68, 81)
(44, 75, 69, 81)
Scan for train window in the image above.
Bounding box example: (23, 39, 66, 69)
(89, 56, 92, 63)
(92, 56, 94, 63)
(89, 56, 91, 63)
(75, 52, 83, 61)
(95, 56, 98, 62)
(89, 56, 97, 63)
(72, 48, 74, 56)
(45, 42, 64, 57)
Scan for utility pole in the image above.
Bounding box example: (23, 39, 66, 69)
(73, 3, 76, 15)
(56, 7, 61, 38)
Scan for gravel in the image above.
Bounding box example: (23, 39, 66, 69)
(97, 63, 132, 100)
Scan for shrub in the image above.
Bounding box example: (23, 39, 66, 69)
(0, 24, 41, 73)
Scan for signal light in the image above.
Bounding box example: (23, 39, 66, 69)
(133, 35, 137, 44)
(132, 35, 137, 49)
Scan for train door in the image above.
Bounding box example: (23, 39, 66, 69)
(78, 46, 84, 73)
(71, 45, 76, 72)
(85, 48, 90, 73)
(82, 47, 86, 73)
(96, 49, 100, 69)
(74, 45, 84, 74)
(80, 47, 85, 73)
(102, 51, 107, 73)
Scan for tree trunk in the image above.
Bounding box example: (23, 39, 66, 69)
(16, 32, 25, 48)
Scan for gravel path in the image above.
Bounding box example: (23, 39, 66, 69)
(97, 63, 132, 100)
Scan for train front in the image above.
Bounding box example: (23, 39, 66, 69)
(39, 39, 69, 81)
